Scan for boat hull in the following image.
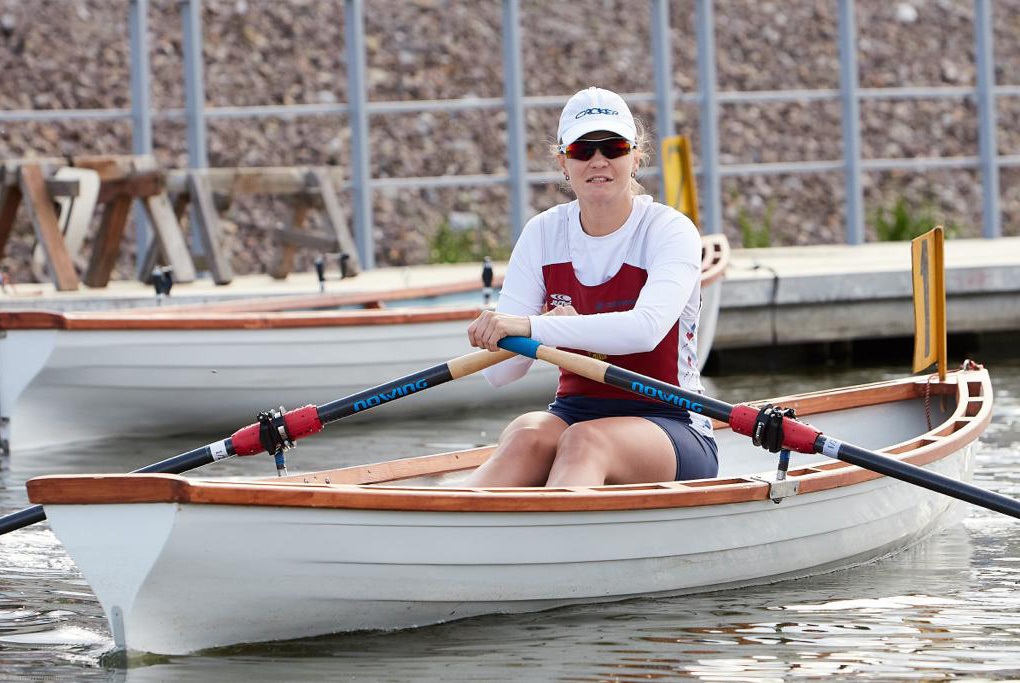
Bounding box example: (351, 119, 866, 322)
(1, 320, 556, 452)
(31, 366, 992, 654)
(44, 445, 972, 654)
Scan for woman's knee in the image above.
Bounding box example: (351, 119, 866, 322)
(554, 423, 609, 469)
(498, 414, 562, 459)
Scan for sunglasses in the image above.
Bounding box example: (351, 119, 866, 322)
(559, 137, 634, 161)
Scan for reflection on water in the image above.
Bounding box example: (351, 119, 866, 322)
(0, 360, 1018, 680)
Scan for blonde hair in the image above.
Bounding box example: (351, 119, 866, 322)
(550, 117, 651, 196)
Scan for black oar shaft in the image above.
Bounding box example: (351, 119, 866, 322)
(497, 336, 1017, 521)
(0, 349, 514, 536)
(828, 439, 1020, 519)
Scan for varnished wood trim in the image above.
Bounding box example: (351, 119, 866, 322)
(276, 447, 497, 485)
(28, 368, 993, 513)
(0, 306, 487, 331)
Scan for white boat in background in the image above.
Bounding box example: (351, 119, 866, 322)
(0, 235, 729, 453)
(26, 364, 993, 654)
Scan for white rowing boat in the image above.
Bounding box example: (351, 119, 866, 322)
(0, 235, 729, 453)
(26, 364, 992, 654)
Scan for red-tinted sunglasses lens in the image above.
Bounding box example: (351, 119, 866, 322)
(563, 138, 633, 161)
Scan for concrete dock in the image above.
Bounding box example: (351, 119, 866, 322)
(1, 237, 1017, 353)
(716, 237, 1020, 351)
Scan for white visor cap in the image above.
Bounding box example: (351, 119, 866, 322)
(557, 87, 636, 147)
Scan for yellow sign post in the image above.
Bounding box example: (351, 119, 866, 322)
(911, 226, 947, 380)
(661, 135, 699, 227)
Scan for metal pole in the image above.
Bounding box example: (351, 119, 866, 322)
(837, 0, 864, 245)
(695, 0, 721, 234)
(651, 0, 675, 203)
(974, 0, 1001, 238)
(345, 0, 374, 269)
(129, 0, 153, 275)
(502, 0, 530, 245)
(180, 0, 208, 262)
(180, 0, 208, 169)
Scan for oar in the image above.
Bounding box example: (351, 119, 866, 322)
(0, 348, 514, 535)
(497, 336, 1020, 520)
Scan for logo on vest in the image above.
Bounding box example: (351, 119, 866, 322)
(550, 293, 572, 308)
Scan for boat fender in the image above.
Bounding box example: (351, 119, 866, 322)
(230, 405, 323, 456)
(729, 404, 820, 454)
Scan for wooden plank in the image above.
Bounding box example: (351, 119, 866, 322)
(0, 183, 22, 257)
(83, 196, 132, 287)
(70, 155, 136, 181)
(186, 172, 233, 284)
(133, 158, 196, 283)
(18, 165, 79, 291)
(96, 170, 163, 204)
(33, 168, 101, 279)
(309, 168, 361, 275)
(269, 202, 313, 280)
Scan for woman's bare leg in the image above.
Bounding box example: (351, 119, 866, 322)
(545, 417, 676, 487)
(463, 411, 569, 487)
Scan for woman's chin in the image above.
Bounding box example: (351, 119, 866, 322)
(577, 184, 624, 202)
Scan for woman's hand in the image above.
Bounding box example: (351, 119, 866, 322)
(467, 311, 532, 352)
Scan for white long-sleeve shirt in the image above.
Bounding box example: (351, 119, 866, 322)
(484, 194, 704, 392)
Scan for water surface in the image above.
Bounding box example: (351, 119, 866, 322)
(1, 359, 1018, 680)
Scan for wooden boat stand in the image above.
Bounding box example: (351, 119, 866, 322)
(164, 166, 362, 283)
(0, 155, 197, 290)
(1, 158, 361, 290)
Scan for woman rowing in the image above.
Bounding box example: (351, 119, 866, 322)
(465, 86, 717, 487)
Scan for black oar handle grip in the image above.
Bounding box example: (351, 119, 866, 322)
(231, 405, 322, 456)
(730, 405, 821, 454)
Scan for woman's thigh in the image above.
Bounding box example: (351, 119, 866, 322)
(464, 411, 568, 487)
(550, 416, 677, 486)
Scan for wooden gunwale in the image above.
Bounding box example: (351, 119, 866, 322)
(27, 368, 992, 513)
(700, 233, 729, 287)
(0, 306, 486, 331)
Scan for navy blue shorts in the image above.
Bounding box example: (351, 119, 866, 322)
(547, 395, 719, 481)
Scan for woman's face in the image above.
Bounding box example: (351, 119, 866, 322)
(559, 130, 640, 205)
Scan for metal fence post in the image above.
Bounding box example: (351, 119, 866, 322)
(502, 0, 529, 245)
(837, 0, 864, 245)
(695, 0, 721, 234)
(129, 0, 153, 275)
(651, 0, 675, 203)
(180, 0, 208, 169)
(344, 0, 374, 269)
(180, 0, 209, 261)
(974, 0, 1001, 239)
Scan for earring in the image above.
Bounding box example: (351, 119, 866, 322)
(630, 170, 636, 179)
(564, 173, 570, 181)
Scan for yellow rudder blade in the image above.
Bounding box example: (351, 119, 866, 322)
(660, 135, 699, 228)
(911, 226, 947, 379)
